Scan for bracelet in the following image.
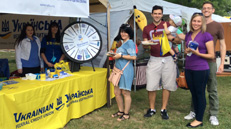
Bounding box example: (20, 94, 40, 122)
(121, 54, 123, 58)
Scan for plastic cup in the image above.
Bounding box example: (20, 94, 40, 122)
(189, 41, 199, 50)
(187, 41, 199, 56)
(28, 74, 37, 80)
(40, 74, 46, 81)
(35, 73, 40, 80)
(50, 72, 55, 78)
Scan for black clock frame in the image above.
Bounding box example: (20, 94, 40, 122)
(60, 21, 102, 64)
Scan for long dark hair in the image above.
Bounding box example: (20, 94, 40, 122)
(15, 23, 35, 47)
(117, 24, 134, 40)
(46, 21, 61, 42)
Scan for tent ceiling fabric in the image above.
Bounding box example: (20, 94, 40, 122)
(107, 0, 230, 23)
(86, 0, 230, 68)
(81, 10, 132, 67)
(90, 0, 109, 13)
(99, 0, 109, 8)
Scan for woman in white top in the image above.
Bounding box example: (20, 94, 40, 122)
(15, 24, 44, 76)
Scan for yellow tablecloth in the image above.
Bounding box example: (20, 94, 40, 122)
(0, 67, 114, 129)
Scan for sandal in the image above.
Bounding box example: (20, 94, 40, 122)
(117, 114, 130, 121)
(111, 111, 124, 118)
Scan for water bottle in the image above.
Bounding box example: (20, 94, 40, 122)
(187, 41, 199, 56)
(0, 82, 3, 90)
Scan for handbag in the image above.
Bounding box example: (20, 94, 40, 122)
(108, 61, 130, 86)
(176, 70, 189, 89)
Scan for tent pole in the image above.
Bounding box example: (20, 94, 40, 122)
(106, 2, 111, 107)
(133, 12, 137, 92)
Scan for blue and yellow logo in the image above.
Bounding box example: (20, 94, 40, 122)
(1, 20, 11, 39)
(0, 32, 12, 39)
(78, 35, 83, 41)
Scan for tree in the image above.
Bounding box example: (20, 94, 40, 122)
(165, 0, 231, 16)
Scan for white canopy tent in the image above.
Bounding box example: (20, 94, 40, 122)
(81, 10, 133, 67)
(109, 0, 230, 23)
(1, 0, 230, 68)
(83, 0, 231, 68)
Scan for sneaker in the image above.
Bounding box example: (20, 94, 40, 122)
(144, 109, 156, 117)
(210, 116, 219, 125)
(161, 109, 169, 120)
(184, 111, 195, 120)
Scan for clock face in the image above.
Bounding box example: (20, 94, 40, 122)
(61, 21, 102, 63)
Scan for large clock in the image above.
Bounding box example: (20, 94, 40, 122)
(61, 21, 102, 63)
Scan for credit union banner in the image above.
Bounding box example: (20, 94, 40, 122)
(0, 0, 89, 18)
(0, 67, 114, 129)
(0, 14, 69, 49)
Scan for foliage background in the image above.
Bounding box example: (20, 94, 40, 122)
(165, 0, 231, 16)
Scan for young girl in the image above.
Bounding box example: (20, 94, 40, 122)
(15, 24, 44, 76)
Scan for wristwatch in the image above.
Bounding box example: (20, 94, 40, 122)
(121, 54, 123, 58)
(172, 38, 175, 42)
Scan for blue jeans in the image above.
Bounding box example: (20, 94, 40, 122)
(185, 69, 209, 122)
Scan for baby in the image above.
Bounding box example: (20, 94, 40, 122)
(163, 14, 182, 61)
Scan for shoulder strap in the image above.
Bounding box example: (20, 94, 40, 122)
(122, 61, 130, 71)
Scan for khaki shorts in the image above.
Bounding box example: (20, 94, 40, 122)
(146, 56, 177, 91)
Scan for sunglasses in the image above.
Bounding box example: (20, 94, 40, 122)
(122, 24, 130, 27)
(193, 12, 203, 16)
(154, 26, 157, 33)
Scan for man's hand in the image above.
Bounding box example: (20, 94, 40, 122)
(167, 35, 181, 44)
(218, 39, 226, 73)
(217, 64, 224, 73)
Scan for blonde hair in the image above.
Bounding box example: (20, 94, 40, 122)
(189, 14, 206, 33)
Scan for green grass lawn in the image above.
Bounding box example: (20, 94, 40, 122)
(1, 51, 230, 129)
(64, 77, 231, 129)
(0, 51, 17, 73)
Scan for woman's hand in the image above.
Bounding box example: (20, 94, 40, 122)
(47, 62, 54, 67)
(40, 68, 44, 72)
(185, 47, 190, 54)
(18, 69, 22, 74)
(113, 53, 122, 59)
(189, 47, 200, 56)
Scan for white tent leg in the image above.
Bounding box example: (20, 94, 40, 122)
(133, 11, 136, 92)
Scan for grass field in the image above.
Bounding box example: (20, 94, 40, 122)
(0, 51, 17, 73)
(63, 77, 231, 129)
(1, 51, 230, 129)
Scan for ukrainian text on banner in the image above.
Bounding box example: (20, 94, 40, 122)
(0, 14, 69, 49)
(0, 67, 113, 129)
(0, 0, 89, 18)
